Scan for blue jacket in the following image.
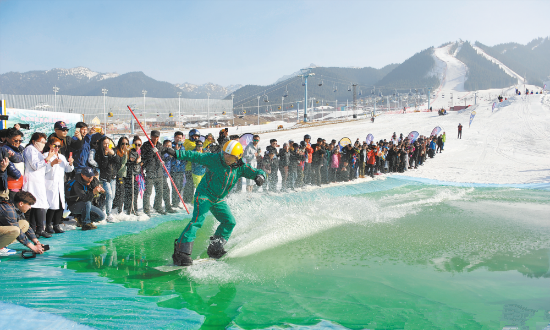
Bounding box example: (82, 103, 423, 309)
(73, 133, 99, 170)
(429, 141, 436, 150)
(170, 157, 187, 174)
(162, 153, 172, 178)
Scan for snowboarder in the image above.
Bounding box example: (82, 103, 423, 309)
(169, 140, 266, 266)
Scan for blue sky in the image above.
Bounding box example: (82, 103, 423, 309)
(1, 0, 548, 86)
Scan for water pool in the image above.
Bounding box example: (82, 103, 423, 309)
(1, 178, 549, 329)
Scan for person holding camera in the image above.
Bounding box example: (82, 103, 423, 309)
(65, 167, 106, 231)
(0, 191, 46, 256)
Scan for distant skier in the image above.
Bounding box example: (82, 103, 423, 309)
(458, 123, 463, 139)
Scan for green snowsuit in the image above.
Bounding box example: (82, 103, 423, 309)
(174, 149, 265, 244)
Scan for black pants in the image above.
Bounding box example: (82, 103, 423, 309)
(330, 168, 338, 182)
(143, 177, 168, 212)
(171, 172, 185, 207)
(303, 163, 312, 185)
(182, 171, 194, 203)
(113, 176, 126, 213)
(46, 197, 64, 229)
(311, 164, 322, 186)
(124, 175, 139, 213)
(458, 131, 462, 139)
(29, 208, 47, 233)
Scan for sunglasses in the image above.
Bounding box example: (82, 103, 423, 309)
(135, 144, 142, 147)
(13, 139, 23, 143)
(121, 143, 129, 145)
(52, 145, 61, 149)
(253, 139, 259, 142)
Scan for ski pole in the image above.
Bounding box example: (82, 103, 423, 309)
(127, 105, 190, 214)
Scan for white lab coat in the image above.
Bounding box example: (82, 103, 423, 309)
(43, 152, 74, 210)
(23, 145, 52, 209)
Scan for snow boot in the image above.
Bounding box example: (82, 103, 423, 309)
(172, 239, 193, 266)
(207, 236, 227, 259)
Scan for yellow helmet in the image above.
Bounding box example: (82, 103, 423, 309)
(222, 140, 243, 159)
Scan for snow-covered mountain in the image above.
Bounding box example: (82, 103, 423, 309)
(175, 82, 243, 99)
(0, 67, 120, 95)
(0, 67, 240, 99)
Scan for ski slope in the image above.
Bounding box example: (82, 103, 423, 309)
(430, 43, 469, 109)
(256, 89, 550, 186)
(472, 45, 525, 84)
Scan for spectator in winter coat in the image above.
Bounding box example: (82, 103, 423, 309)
(330, 147, 339, 183)
(182, 129, 210, 204)
(311, 144, 324, 186)
(113, 137, 130, 215)
(142, 130, 176, 216)
(94, 136, 120, 221)
(124, 136, 142, 215)
(191, 141, 207, 187)
(302, 135, 313, 185)
(279, 143, 290, 191)
(441, 132, 446, 151)
(265, 150, 279, 192)
(366, 146, 376, 178)
(288, 143, 301, 190)
(243, 135, 260, 192)
(358, 144, 367, 178)
(48, 121, 73, 159)
(436, 135, 443, 153)
(429, 138, 437, 158)
(170, 131, 186, 208)
(3, 128, 25, 201)
(65, 167, 106, 231)
(458, 124, 463, 139)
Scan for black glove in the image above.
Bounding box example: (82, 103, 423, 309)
(254, 174, 265, 186)
(165, 148, 176, 157)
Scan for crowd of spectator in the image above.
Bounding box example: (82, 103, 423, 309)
(0, 120, 447, 260)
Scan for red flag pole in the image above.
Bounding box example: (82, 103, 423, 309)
(127, 105, 190, 214)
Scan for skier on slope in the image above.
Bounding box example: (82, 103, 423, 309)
(167, 140, 266, 266)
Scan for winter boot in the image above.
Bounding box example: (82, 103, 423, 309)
(207, 236, 227, 259)
(172, 239, 193, 266)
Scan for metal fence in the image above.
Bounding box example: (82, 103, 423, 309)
(0, 94, 234, 123)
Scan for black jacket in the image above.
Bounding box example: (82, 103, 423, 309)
(48, 133, 73, 158)
(94, 141, 121, 182)
(278, 149, 290, 168)
(141, 140, 169, 178)
(66, 174, 100, 208)
(127, 148, 141, 176)
(311, 148, 325, 165)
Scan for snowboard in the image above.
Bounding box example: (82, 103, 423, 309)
(154, 258, 216, 272)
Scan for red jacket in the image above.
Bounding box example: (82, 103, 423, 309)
(367, 150, 376, 165)
(305, 143, 313, 163)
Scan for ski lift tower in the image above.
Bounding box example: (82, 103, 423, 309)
(352, 84, 358, 118)
(298, 69, 315, 122)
